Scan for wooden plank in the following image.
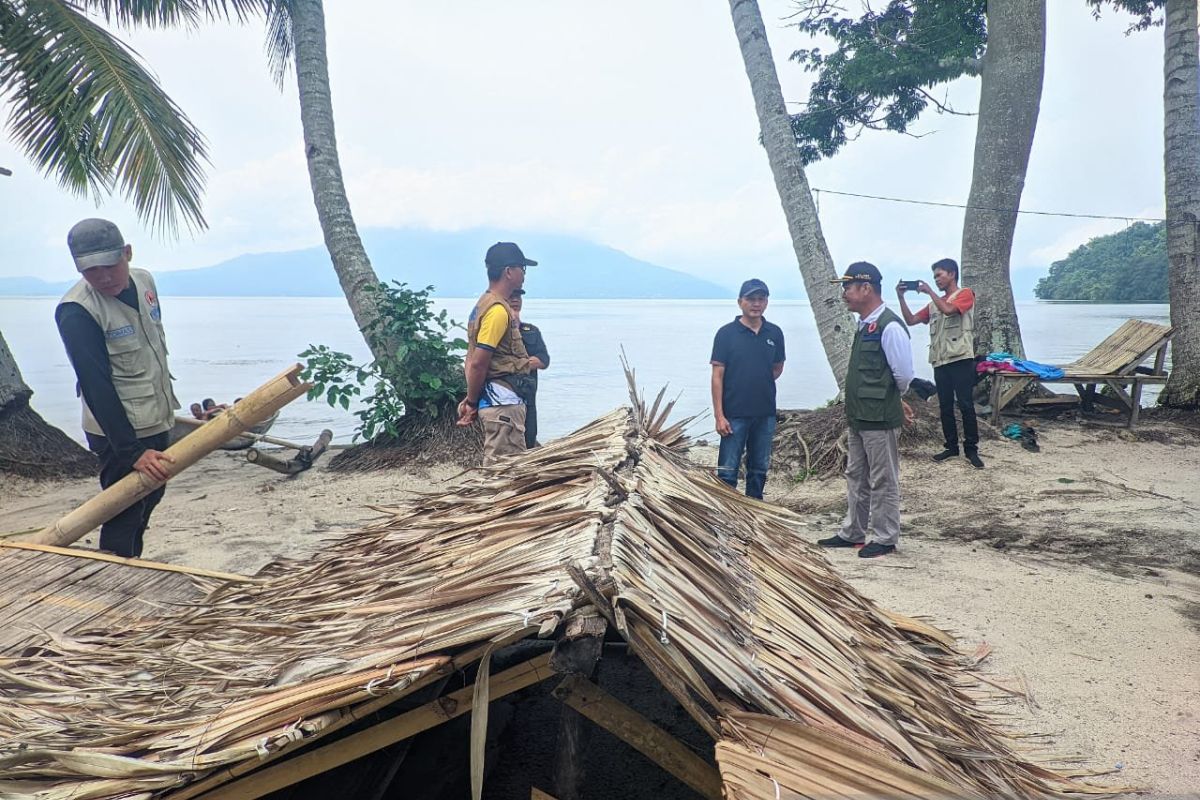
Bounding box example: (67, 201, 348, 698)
(193, 653, 558, 800)
(1130, 380, 1145, 427)
(552, 675, 723, 800)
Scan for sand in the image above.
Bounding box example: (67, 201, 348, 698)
(2, 420, 1198, 796)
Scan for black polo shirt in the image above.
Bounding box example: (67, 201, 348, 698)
(710, 316, 786, 418)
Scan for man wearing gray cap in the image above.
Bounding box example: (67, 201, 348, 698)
(55, 218, 179, 558)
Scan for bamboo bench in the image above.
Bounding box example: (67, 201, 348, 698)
(986, 319, 1174, 428)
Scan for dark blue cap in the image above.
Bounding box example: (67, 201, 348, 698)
(485, 242, 537, 269)
(739, 278, 769, 298)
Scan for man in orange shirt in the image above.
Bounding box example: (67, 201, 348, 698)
(897, 258, 983, 469)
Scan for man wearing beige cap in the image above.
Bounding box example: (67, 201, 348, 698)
(55, 218, 179, 558)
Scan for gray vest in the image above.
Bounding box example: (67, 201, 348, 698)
(928, 289, 975, 367)
(60, 268, 179, 438)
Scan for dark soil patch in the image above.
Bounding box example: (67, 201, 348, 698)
(1176, 600, 1200, 634)
(329, 412, 483, 472)
(0, 401, 96, 480)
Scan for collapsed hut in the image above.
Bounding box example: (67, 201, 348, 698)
(0, 384, 1106, 799)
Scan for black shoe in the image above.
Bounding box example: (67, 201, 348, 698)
(817, 535, 862, 548)
(965, 452, 985, 469)
(858, 542, 896, 558)
(932, 449, 959, 462)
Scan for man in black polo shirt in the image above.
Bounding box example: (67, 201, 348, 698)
(710, 279, 786, 499)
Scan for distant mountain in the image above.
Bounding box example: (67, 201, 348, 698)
(2, 228, 727, 299)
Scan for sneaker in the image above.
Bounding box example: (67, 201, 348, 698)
(932, 449, 959, 462)
(858, 542, 896, 558)
(965, 452, 985, 469)
(817, 535, 862, 548)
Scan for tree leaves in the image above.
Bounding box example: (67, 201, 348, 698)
(787, 0, 987, 164)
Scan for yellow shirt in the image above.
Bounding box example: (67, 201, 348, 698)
(475, 303, 509, 351)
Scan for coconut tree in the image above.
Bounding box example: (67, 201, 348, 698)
(727, 0, 855, 389)
(0, 0, 255, 475)
(1087, 0, 1198, 407)
(258, 0, 393, 366)
(1157, 0, 1200, 407)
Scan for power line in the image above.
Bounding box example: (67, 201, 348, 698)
(811, 187, 1167, 224)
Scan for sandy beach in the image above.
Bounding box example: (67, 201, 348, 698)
(3, 415, 1198, 796)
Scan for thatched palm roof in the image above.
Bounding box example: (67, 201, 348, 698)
(0, 385, 1104, 799)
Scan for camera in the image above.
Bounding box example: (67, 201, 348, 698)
(899, 280, 922, 292)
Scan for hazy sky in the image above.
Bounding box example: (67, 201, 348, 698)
(0, 1, 1165, 295)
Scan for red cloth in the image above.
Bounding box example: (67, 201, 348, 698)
(915, 287, 976, 324)
(978, 360, 1019, 374)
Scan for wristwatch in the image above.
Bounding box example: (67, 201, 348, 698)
(465, 397, 480, 408)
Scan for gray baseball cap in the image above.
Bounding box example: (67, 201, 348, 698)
(67, 218, 126, 271)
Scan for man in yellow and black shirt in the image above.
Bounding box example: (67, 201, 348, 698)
(456, 242, 544, 466)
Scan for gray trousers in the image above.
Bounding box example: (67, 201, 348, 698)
(838, 427, 902, 546)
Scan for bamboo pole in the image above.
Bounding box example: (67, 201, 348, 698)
(174, 415, 310, 451)
(195, 653, 557, 800)
(552, 676, 723, 800)
(29, 365, 310, 549)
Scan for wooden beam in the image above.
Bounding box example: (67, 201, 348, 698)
(194, 653, 557, 800)
(550, 633, 604, 800)
(532, 790, 560, 800)
(552, 675, 722, 800)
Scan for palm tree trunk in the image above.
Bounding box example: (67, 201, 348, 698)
(290, 0, 390, 365)
(1159, 0, 1200, 408)
(728, 0, 854, 390)
(0, 328, 95, 478)
(959, 0, 1045, 359)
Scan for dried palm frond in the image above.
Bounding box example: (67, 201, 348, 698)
(0, 373, 1109, 799)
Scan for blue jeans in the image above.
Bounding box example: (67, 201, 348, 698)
(716, 415, 777, 499)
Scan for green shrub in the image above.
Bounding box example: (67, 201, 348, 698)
(300, 282, 467, 441)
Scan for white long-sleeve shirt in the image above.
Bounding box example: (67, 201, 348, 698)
(857, 303, 914, 394)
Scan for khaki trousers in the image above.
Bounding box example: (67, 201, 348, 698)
(479, 404, 527, 466)
(838, 427, 902, 546)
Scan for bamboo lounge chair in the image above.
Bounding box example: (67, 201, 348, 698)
(987, 318, 1174, 427)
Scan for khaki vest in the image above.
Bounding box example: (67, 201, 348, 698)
(60, 268, 179, 438)
(928, 288, 975, 367)
(466, 291, 530, 383)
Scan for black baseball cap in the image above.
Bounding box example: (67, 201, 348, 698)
(739, 278, 769, 298)
(830, 261, 883, 287)
(68, 218, 126, 271)
(485, 242, 537, 269)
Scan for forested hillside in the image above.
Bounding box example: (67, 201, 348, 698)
(1035, 222, 1167, 302)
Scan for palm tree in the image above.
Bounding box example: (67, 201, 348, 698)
(263, 0, 393, 366)
(0, 0, 256, 475)
(960, 0, 1045, 358)
(726, 0, 854, 389)
(1158, 0, 1200, 408)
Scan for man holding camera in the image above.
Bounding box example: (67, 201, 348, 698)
(896, 258, 983, 469)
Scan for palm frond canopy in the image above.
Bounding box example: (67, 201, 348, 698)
(0, 0, 214, 232)
(0, 381, 1107, 799)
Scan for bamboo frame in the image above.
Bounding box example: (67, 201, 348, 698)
(29, 365, 310, 548)
(0, 541, 252, 583)
(195, 653, 557, 800)
(553, 675, 722, 800)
